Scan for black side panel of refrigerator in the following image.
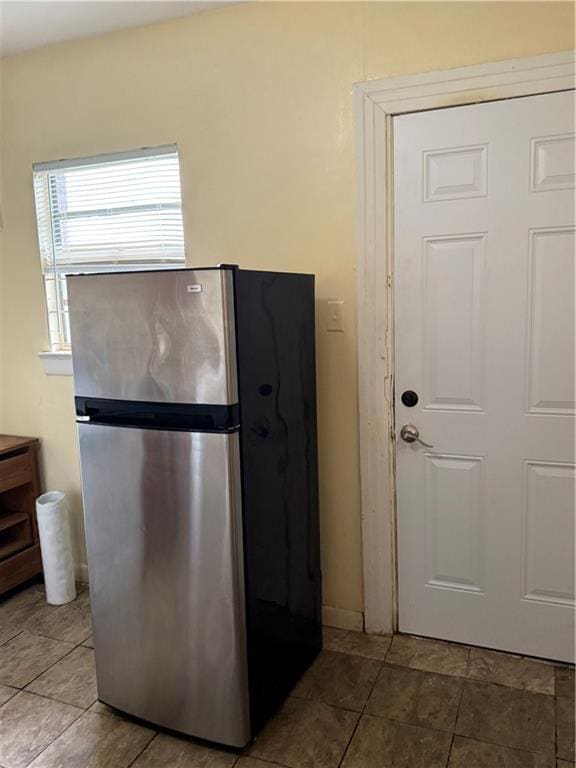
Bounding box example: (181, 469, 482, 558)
(234, 270, 322, 734)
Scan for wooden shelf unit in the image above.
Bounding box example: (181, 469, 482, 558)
(0, 436, 43, 594)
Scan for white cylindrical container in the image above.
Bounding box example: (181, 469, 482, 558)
(36, 492, 77, 605)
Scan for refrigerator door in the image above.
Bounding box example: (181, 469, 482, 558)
(68, 269, 238, 405)
(78, 423, 250, 747)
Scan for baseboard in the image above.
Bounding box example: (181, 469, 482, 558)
(75, 562, 89, 584)
(322, 605, 364, 632)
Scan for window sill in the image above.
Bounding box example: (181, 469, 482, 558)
(38, 351, 73, 376)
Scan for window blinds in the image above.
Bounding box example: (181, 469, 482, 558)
(33, 145, 186, 350)
(33, 145, 186, 271)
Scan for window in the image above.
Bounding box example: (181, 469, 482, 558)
(33, 145, 185, 351)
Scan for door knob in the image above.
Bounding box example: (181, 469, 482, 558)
(400, 424, 434, 448)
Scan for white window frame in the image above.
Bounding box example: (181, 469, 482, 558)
(34, 145, 185, 372)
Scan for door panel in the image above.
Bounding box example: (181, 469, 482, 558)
(423, 234, 486, 412)
(523, 461, 576, 606)
(425, 453, 485, 594)
(526, 228, 575, 414)
(69, 269, 238, 405)
(531, 134, 576, 192)
(394, 90, 575, 662)
(78, 424, 250, 746)
(423, 143, 489, 202)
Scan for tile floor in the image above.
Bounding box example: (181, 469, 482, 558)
(0, 581, 574, 768)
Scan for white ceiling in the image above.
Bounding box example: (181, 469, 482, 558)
(0, 1, 235, 56)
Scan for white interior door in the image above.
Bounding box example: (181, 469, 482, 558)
(394, 90, 575, 662)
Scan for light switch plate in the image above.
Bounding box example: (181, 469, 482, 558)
(326, 300, 344, 332)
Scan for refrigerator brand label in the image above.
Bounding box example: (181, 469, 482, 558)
(187, 284, 202, 293)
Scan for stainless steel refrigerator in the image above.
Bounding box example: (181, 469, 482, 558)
(68, 266, 321, 748)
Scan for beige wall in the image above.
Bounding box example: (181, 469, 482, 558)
(0, 2, 573, 622)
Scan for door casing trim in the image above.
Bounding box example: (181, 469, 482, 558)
(354, 50, 575, 635)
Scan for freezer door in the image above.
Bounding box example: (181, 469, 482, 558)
(68, 269, 238, 405)
(78, 423, 250, 746)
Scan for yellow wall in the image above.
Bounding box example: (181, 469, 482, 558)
(1, 2, 573, 622)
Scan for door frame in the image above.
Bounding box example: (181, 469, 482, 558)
(354, 50, 575, 635)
